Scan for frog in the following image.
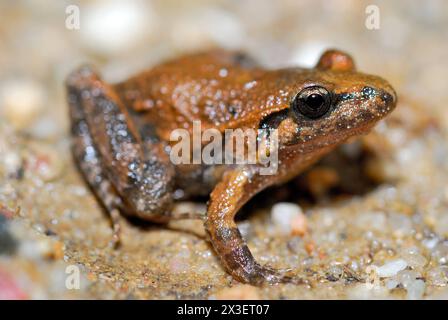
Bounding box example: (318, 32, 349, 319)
(66, 49, 396, 285)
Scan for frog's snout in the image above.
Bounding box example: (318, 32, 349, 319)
(377, 86, 397, 119)
(380, 87, 397, 107)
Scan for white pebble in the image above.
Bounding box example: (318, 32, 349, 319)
(375, 259, 408, 277)
(397, 270, 419, 287)
(422, 237, 439, 250)
(1, 150, 22, 176)
(406, 280, 425, 300)
(80, 0, 155, 56)
(401, 250, 427, 269)
(0, 80, 44, 129)
(271, 202, 303, 236)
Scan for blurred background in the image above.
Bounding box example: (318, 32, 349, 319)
(0, 0, 448, 300)
(1, 0, 447, 138)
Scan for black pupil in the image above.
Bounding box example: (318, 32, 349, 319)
(292, 86, 331, 119)
(306, 93, 324, 109)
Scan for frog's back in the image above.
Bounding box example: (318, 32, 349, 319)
(115, 50, 291, 141)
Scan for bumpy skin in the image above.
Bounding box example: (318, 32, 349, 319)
(66, 49, 396, 285)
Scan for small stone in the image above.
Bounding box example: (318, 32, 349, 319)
(80, 0, 155, 56)
(375, 259, 408, 278)
(422, 237, 439, 250)
(401, 248, 427, 269)
(0, 80, 44, 130)
(396, 269, 420, 288)
(432, 242, 448, 265)
(271, 202, 305, 236)
(426, 266, 448, 286)
(1, 150, 22, 177)
(405, 279, 425, 300)
(291, 211, 308, 237)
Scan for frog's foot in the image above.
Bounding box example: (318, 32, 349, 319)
(250, 264, 307, 286)
(208, 229, 306, 285)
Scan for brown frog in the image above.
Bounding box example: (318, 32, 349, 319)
(66, 49, 396, 285)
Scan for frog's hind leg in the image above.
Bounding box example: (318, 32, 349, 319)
(67, 74, 124, 247)
(66, 65, 175, 223)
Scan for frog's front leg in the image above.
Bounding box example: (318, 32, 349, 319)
(66, 65, 175, 221)
(205, 167, 301, 285)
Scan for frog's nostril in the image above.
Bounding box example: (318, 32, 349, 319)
(379, 86, 396, 105)
(382, 92, 392, 104)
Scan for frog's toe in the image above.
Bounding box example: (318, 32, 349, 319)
(253, 264, 308, 286)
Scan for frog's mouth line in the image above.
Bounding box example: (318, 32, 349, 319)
(280, 119, 379, 155)
(314, 120, 378, 147)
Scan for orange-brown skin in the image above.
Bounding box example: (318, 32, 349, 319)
(66, 49, 396, 285)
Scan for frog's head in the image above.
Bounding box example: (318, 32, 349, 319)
(262, 49, 397, 151)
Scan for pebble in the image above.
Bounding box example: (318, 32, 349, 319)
(426, 266, 448, 286)
(271, 202, 306, 236)
(432, 242, 448, 265)
(0, 80, 44, 130)
(1, 150, 22, 177)
(422, 237, 439, 250)
(405, 279, 425, 300)
(393, 269, 426, 299)
(396, 269, 420, 287)
(80, 0, 155, 56)
(374, 259, 408, 277)
(401, 247, 427, 269)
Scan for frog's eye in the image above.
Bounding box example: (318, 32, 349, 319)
(292, 86, 332, 119)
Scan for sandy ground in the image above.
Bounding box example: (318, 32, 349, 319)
(0, 0, 448, 299)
